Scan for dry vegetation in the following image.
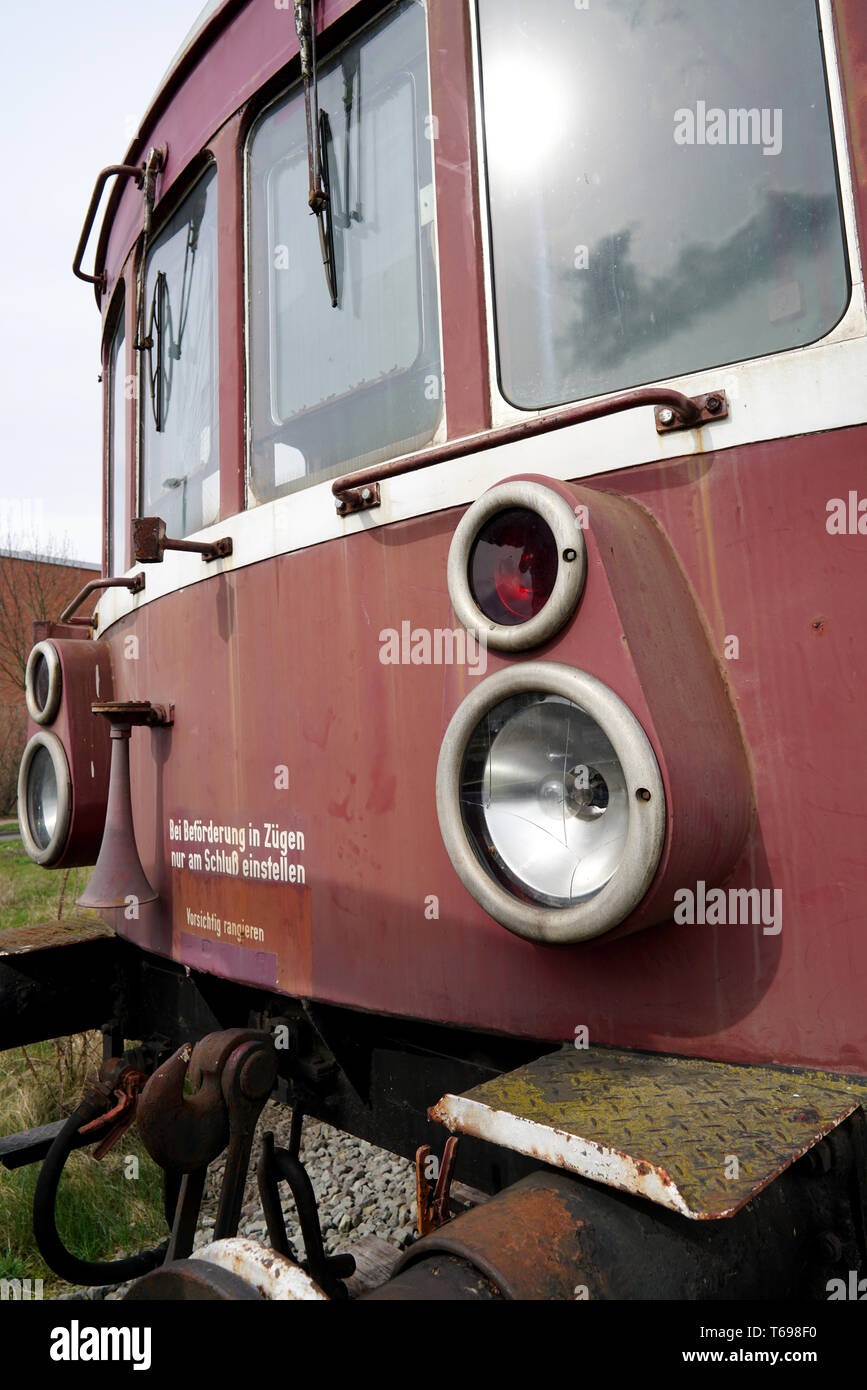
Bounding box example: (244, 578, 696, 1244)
(0, 836, 166, 1293)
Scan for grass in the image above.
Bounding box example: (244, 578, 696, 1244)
(0, 1037, 167, 1292)
(0, 831, 167, 1293)
(0, 834, 101, 932)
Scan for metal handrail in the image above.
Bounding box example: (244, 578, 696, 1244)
(72, 164, 145, 291)
(58, 575, 145, 627)
(331, 387, 728, 514)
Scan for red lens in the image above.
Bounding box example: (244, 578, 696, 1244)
(468, 508, 558, 625)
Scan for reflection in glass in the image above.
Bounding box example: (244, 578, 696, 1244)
(27, 745, 58, 851)
(248, 0, 441, 502)
(468, 508, 558, 625)
(109, 305, 127, 571)
(478, 0, 849, 408)
(141, 165, 219, 538)
(460, 693, 628, 907)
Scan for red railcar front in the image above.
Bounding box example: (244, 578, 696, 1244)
(6, 0, 867, 1302)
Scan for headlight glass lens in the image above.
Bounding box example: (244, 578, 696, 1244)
(460, 692, 629, 906)
(468, 507, 558, 625)
(26, 744, 59, 850)
(32, 652, 50, 713)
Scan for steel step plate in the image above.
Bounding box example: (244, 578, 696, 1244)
(430, 1045, 867, 1218)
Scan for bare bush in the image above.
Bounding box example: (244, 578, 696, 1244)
(0, 529, 76, 695)
(0, 703, 26, 815)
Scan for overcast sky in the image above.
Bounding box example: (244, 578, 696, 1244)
(0, 0, 208, 565)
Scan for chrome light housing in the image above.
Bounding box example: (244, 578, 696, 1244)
(17, 732, 72, 866)
(447, 480, 587, 651)
(25, 641, 62, 724)
(436, 664, 665, 943)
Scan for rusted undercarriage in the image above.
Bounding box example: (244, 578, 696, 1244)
(2, 924, 866, 1300)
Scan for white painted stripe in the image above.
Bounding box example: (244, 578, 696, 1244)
(432, 1094, 693, 1216)
(95, 303, 867, 636)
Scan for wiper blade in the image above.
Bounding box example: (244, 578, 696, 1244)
(295, 0, 338, 308)
(316, 110, 338, 307)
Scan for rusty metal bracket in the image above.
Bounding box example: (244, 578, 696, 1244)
(415, 1135, 459, 1236)
(58, 573, 145, 627)
(78, 1061, 149, 1161)
(137, 1032, 257, 1174)
(136, 1030, 277, 1262)
(655, 390, 728, 432)
(92, 699, 172, 727)
(133, 516, 233, 564)
(334, 483, 381, 517)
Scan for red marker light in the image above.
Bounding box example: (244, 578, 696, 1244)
(468, 508, 558, 625)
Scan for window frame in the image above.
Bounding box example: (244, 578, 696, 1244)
(136, 154, 221, 538)
(103, 283, 127, 575)
(242, 0, 446, 509)
(469, 0, 863, 430)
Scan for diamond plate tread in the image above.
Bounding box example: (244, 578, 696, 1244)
(429, 1046, 867, 1219)
(0, 917, 115, 956)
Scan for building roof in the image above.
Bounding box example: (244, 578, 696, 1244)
(2, 550, 99, 571)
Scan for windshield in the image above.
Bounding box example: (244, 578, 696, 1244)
(247, 0, 441, 503)
(140, 164, 219, 537)
(478, 0, 849, 410)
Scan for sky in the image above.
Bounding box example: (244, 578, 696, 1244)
(0, 0, 209, 566)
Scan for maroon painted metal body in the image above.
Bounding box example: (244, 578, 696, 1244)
(82, 0, 867, 1077)
(100, 423, 865, 1071)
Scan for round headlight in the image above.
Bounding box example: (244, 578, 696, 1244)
(447, 481, 586, 651)
(17, 732, 72, 866)
(25, 641, 62, 724)
(436, 664, 665, 943)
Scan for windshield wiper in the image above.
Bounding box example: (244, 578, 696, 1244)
(317, 110, 338, 307)
(295, 0, 338, 307)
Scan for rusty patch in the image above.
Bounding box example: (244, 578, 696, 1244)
(396, 1172, 591, 1301)
(430, 1045, 867, 1220)
(0, 918, 115, 957)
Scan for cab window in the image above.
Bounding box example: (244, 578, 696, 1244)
(108, 298, 127, 571)
(140, 164, 219, 536)
(478, 0, 850, 409)
(247, 0, 441, 503)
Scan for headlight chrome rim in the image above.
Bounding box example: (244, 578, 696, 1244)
(447, 481, 587, 652)
(25, 641, 62, 724)
(436, 663, 666, 944)
(17, 731, 72, 866)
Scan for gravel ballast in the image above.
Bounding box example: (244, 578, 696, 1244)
(55, 1103, 418, 1300)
